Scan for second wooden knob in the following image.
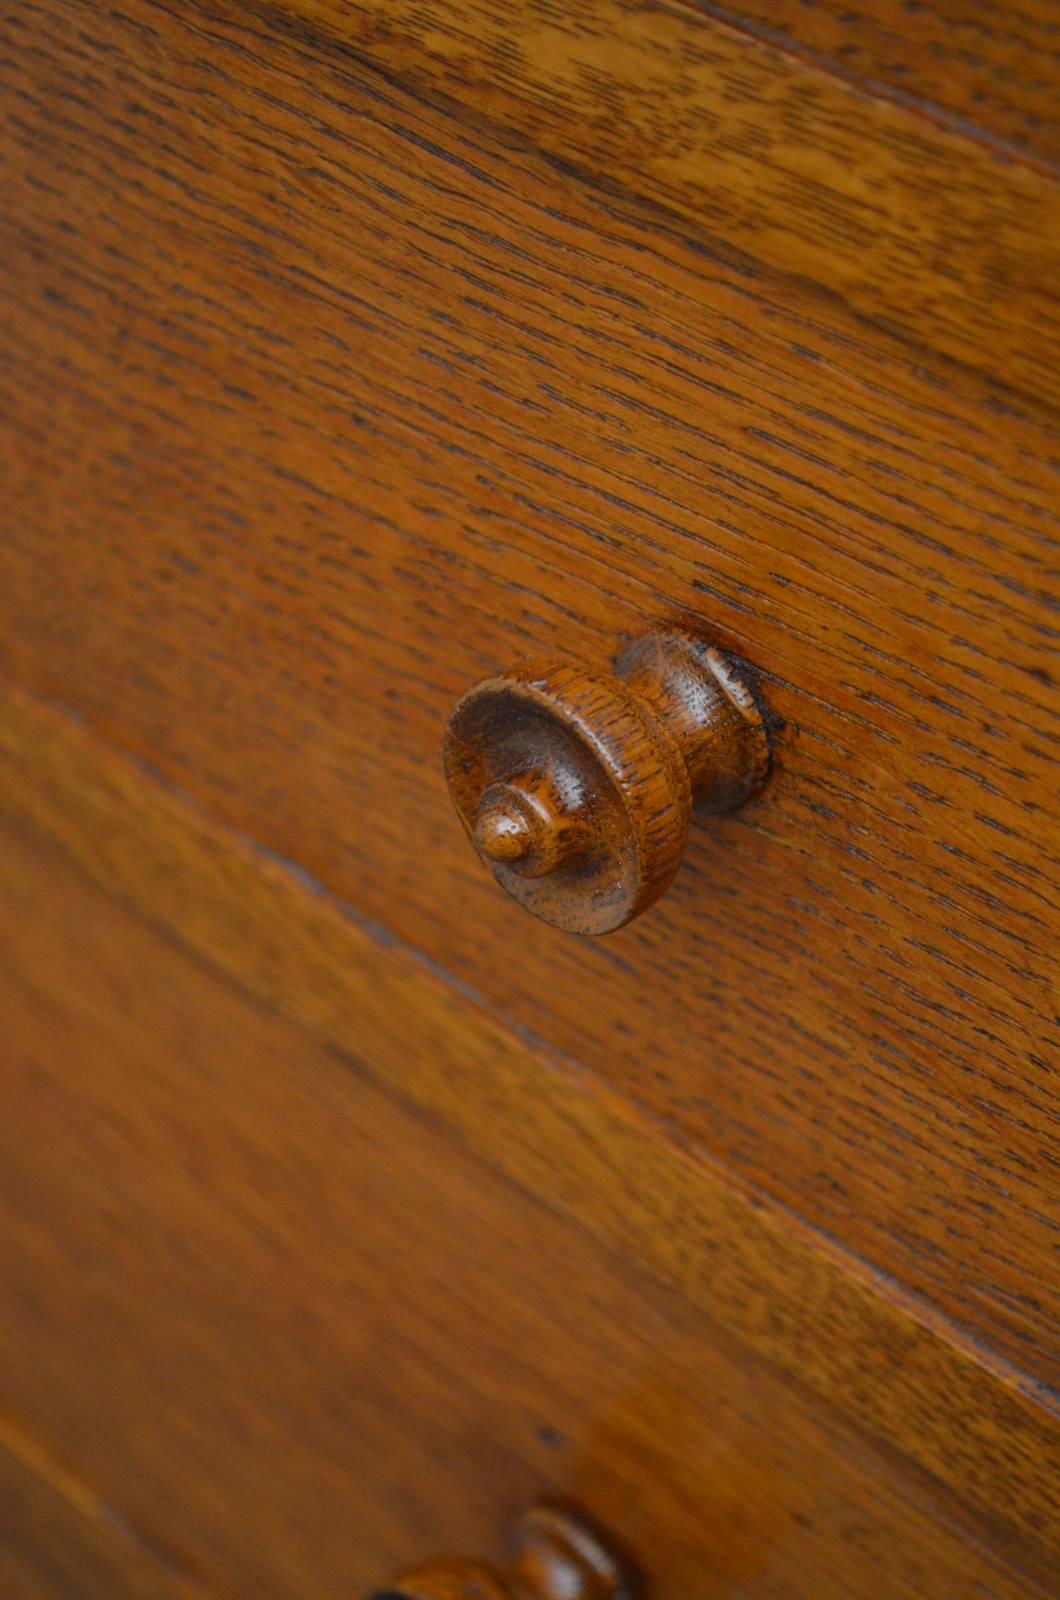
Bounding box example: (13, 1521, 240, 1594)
(370, 1502, 635, 1600)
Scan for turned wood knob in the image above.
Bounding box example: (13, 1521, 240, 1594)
(444, 623, 772, 934)
(369, 1501, 637, 1600)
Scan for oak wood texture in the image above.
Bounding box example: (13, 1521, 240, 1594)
(2, 0, 1057, 1389)
(2, 682, 1058, 1585)
(0, 793, 1056, 1600)
(247, 0, 1060, 408)
(687, 0, 1060, 169)
(445, 624, 772, 932)
(375, 1503, 637, 1600)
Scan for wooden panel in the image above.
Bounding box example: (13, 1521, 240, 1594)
(244, 0, 1060, 407)
(688, 0, 1060, 169)
(2, 0, 1057, 1387)
(0, 807, 1055, 1600)
(0, 1420, 203, 1600)
(2, 681, 1058, 1583)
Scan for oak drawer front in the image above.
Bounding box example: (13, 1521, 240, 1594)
(2, 0, 1057, 1397)
(0, 813, 1046, 1600)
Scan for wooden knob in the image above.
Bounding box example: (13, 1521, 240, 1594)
(369, 1502, 637, 1600)
(444, 623, 772, 934)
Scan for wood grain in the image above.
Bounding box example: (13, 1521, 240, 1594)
(245, 0, 1060, 407)
(0, 1417, 205, 1600)
(2, 0, 1056, 1386)
(1, 680, 1058, 1583)
(0, 799, 1056, 1600)
(687, 0, 1060, 169)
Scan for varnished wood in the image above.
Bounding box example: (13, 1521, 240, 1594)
(252, 0, 1060, 406)
(686, 0, 1060, 169)
(0, 802, 1055, 1599)
(1, 0, 1056, 1387)
(0, 1418, 204, 1600)
(3, 2, 1059, 1589)
(374, 1503, 635, 1600)
(445, 624, 771, 932)
(1, 682, 1058, 1586)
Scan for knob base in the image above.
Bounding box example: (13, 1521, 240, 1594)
(613, 626, 771, 813)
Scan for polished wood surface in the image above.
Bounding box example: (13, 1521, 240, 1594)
(1, 681, 1058, 1584)
(0, 803, 1054, 1599)
(684, 0, 1060, 166)
(445, 624, 772, 932)
(3, 1, 1058, 1590)
(374, 1503, 636, 1600)
(2, 0, 1056, 1388)
(260, 0, 1060, 404)
(0, 1421, 203, 1600)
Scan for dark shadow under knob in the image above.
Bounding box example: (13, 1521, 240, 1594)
(444, 622, 772, 935)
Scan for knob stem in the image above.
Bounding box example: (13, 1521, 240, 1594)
(614, 627, 770, 812)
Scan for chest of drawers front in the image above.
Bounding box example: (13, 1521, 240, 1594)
(0, 2, 1057, 1596)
